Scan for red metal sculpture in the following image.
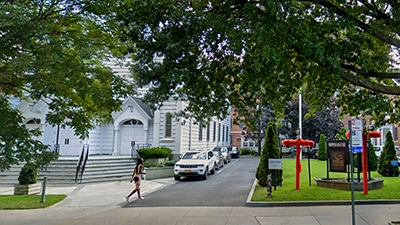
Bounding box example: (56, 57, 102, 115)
(282, 138, 315, 190)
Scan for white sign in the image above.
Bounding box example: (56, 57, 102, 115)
(268, 159, 282, 170)
(351, 119, 363, 153)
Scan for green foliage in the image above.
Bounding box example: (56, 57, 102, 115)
(368, 139, 378, 171)
(113, 0, 400, 130)
(18, 163, 38, 185)
(335, 127, 348, 140)
(0, 1, 134, 170)
(143, 160, 178, 168)
(137, 147, 172, 161)
(239, 148, 258, 156)
(279, 98, 344, 144)
(318, 134, 327, 161)
(378, 131, 399, 177)
(256, 121, 281, 187)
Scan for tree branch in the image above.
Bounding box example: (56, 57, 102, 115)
(304, 0, 400, 48)
(340, 73, 400, 94)
(366, 72, 400, 79)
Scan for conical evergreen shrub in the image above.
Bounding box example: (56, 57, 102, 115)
(256, 121, 281, 186)
(318, 134, 327, 161)
(368, 139, 378, 171)
(378, 131, 399, 176)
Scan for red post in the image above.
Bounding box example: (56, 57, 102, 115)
(295, 143, 301, 190)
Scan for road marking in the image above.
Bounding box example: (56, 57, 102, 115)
(216, 158, 238, 174)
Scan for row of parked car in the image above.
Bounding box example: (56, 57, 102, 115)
(374, 145, 400, 162)
(290, 147, 319, 159)
(173, 146, 239, 181)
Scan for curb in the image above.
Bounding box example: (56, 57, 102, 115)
(245, 179, 400, 207)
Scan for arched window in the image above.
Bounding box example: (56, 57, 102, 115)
(27, 118, 41, 124)
(165, 113, 172, 138)
(122, 119, 143, 125)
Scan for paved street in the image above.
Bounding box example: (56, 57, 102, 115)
(126, 157, 257, 207)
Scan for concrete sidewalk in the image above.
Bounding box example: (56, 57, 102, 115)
(1, 178, 400, 225)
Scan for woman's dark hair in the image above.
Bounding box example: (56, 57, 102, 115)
(135, 158, 143, 173)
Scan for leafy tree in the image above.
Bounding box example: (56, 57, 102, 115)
(335, 127, 348, 140)
(237, 103, 275, 155)
(256, 121, 281, 187)
(279, 97, 344, 144)
(0, 1, 134, 170)
(318, 134, 327, 161)
(378, 131, 399, 177)
(114, 1, 400, 129)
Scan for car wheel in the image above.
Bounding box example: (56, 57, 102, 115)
(202, 168, 208, 180)
(210, 164, 215, 174)
(174, 175, 181, 181)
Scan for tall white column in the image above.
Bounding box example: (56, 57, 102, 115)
(113, 126, 119, 156)
(299, 90, 302, 139)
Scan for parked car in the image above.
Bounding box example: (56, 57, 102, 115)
(213, 151, 224, 170)
(374, 146, 383, 159)
(231, 147, 240, 158)
(291, 147, 316, 158)
(174, 150, 216, 181)
(310, 148, 318, 159)
(221, 146, 231, 164)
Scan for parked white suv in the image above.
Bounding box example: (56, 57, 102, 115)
(174, 150, 217, 181)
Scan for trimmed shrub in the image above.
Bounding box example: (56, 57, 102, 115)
(239, 148, 258, 156)
(368, 139, 378, 171)
(137, 147, 172, 160)
(318, 134, 327, 161)
(378, 131, 399, 176)
(256, 121, 281, 187)
(144, 160, 178, 168)
(18, 162, 38, 185)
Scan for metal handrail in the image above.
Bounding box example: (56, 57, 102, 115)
(75, 144, 89, 183)
(80, 145, 89, 183)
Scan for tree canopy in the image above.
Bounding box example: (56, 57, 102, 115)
(115, 0, 399, 126)
(279, 97, 344, 144)
(0, 1, 134, 170)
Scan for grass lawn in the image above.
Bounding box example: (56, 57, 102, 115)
(0, 195, 66, 209)
(252, 159, 400, 201)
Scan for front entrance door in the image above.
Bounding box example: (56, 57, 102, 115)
(120, 119, 145, 155)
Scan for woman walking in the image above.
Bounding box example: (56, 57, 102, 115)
(125, 158, 146, 202)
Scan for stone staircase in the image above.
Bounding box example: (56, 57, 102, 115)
(0, 156, 136, 186)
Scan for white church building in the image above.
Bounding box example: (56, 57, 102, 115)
(16, 60, 232, 158)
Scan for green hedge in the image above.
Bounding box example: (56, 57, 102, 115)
(137, 147, 172, 160)
(144, 160, 178, 168)
(18, 162, 38, 185)
(239, 148, 258, 156)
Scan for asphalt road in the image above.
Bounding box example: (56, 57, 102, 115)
(125, 156, 260, 207)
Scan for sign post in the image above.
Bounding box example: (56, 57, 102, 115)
(268, 159, 282, 190)
(351, 119, 363, 153)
